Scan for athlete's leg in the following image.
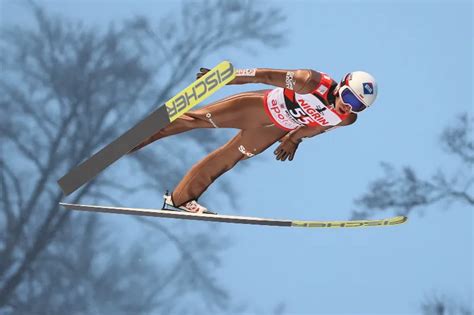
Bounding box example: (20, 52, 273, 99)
(129, 91, 273, 153)
(171, 125, 287, 207)
(185, 90, 273, 130)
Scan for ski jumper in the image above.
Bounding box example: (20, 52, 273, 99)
(139, 71, 348, 207)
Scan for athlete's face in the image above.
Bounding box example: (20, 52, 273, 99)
(334, 95, 352, 115)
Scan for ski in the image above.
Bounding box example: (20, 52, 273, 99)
(60, 203, 408, 228)
(57, 61, 235, 196)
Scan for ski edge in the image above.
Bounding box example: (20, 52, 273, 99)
(59, 203, 407, 229)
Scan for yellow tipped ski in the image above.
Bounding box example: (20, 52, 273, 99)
(291, 216, 407, 228)
(166, 61, 235, 121)
(60, 203, 407, 229)
(58, 61, 235, 196)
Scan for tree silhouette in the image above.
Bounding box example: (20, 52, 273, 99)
(0, 1, 286, 313)
(352, 112, 473, 219)
(421, 293, 472, 315)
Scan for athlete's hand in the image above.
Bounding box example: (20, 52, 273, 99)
(274, 135, 301, 162)
(196, 67, 210, 80)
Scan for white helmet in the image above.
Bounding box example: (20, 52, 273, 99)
(337, 71, 378, 112)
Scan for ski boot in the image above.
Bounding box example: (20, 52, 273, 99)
(162, 191, 216, 215)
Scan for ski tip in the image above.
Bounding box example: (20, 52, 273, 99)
(291, 215, 409, 228)
(390, 215, 408, 226)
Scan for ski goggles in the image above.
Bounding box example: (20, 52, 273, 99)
(338, 86, 367, 113)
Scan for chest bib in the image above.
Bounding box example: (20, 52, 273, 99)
(263, 72, 348, 131)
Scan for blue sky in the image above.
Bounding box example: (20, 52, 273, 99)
(2, 0, 472, 314)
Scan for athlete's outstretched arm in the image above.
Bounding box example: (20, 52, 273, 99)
(197, 67, 321, 94)
(231, 68, 320, 94)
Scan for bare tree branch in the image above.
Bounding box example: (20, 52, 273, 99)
(352, 112, 473, 219)
(441, 113, 474, 165)
(421, 293, 472, 315)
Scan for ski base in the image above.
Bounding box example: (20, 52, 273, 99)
(60, 203, 407, 229)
